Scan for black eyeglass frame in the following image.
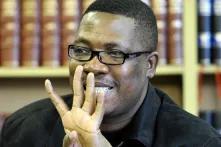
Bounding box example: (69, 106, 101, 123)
(68, 45, 152, 65)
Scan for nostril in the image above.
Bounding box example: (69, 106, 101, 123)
(83, 60, 109, 74)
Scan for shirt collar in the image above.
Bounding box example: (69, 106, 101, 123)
(121, 83, 162, 146)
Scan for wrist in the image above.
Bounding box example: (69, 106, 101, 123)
(80, 130, 112, 147)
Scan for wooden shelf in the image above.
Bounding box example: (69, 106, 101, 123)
(156, 65, 183, 75)
(0, 67, 69, 78)
(0, 65, 183, 78)
(182, 0, 198, 115)
(198, 65, 221, 74)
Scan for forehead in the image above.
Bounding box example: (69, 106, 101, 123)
(76, 12, 137, 51)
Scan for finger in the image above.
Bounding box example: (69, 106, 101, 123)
(82, 72, 95, 114)
(92, 90, 105, 127)
(45, 79, 68, 117)
(73, 65, 84, 108)
(64, 129, 70, 134)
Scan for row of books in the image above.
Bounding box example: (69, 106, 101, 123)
(198, 0, 221, 66)
(198, 72, 221, 134)
(199, 110, 221, 134)
(143, 0, 183, 65)
(0, 0, 183, 67)
(0, 0, 95, 67)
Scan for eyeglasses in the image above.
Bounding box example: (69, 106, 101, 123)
(68, 45, 152, 65)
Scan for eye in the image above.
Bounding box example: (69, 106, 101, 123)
(107, 51, 124, 58)
(72, 47, 90, 55)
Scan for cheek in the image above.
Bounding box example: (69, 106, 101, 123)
(69, 61, 76, 77)
(69, 59, 87, 76)
(114, 64, 145, 92)
(69, 60, 83, 75)
(121, 78, 137, 92)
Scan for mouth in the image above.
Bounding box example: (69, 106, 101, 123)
(95, 87, 110, 94)
(83, 81, 114, 91)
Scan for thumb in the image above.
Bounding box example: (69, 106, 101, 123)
(63, 130, 82, 147)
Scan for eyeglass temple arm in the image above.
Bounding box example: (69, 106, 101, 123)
(125, 51, 152, 58)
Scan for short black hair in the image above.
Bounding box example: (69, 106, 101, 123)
(83, 0, 158, 51)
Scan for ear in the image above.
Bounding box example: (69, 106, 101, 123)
(146, 51, 158, 78)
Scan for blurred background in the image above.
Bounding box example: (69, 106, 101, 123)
(0, 0, 220, 134)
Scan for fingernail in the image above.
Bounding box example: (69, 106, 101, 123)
(88, 72, 94, 78)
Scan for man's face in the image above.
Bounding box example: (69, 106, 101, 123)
(69, 12, 157, 118)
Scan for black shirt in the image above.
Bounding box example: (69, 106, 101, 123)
(1, 83, 221, 147)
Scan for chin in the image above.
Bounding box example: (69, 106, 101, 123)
(103, 99, 120, 118)
(103, 109, 112, 117)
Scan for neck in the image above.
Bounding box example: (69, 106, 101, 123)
(100, 82, 148, 132)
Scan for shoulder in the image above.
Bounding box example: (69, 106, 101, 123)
(0, 95, 72, 146)
(154, 88, 221, 147)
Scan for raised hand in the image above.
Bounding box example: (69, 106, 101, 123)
(45, 65, 112, 147)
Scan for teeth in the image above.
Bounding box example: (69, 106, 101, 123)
(95, 87, 109, 94)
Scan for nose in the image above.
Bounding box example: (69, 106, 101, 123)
(83, 56, 109, 75)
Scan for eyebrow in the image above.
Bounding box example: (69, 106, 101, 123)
(74, 37, 126, 49)
(103, 42, 120, 49)
(73, 38, 92, 47)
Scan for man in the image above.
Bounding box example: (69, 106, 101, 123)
(1, 0, 221, 146)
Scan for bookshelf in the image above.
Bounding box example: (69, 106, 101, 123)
(0, 67, 69, 78)
(0, 0, 209, 116)
(0, 65, 183, 78)
(183, 0, 198, 115)
(198, 65, 221, 74)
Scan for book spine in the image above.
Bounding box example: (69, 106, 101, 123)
(167, 0, 183, 65)
(0, 0, 20, 67)
(41, 0, 61, 67)
(21, 0, 41, 67)
(151, 0, 168, 65)
(198, 0, 212, 65)
(212, 0, 221, 66)
(60, 0, 79, 66)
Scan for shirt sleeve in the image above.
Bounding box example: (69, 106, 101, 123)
(203, 136, 221, 147)
(0, 120, 7, 147)
(0, 129, 2, 146)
